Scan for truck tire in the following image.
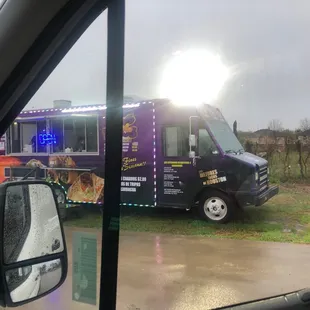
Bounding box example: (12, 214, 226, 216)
(198, 190, 234, 224)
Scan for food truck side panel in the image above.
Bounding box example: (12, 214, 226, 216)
(118, 105, 155, 206)
(0, 110, 106, 204)
(51, 104, 156, 206)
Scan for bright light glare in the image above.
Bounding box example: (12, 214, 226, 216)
(160, 49, 229, 106)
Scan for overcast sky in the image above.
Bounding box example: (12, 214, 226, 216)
(28, 0, 310, 131)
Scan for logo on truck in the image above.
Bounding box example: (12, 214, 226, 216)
(122, 157, 146, 171)
(123, 113, 138, 141)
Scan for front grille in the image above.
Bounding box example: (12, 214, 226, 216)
(259, 165, 268, 192)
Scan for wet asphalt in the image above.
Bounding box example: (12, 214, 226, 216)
(16, 227, 310, 309)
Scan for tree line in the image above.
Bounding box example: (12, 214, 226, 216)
(233, 118, 310, 182)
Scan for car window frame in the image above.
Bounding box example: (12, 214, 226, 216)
(0, 0, 117, 308)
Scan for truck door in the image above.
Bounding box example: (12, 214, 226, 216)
(157, 125, 197, 208)
(195, 127, 228, 192)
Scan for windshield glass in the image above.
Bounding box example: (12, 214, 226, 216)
(197, 105, 244, 154)
(207, 119, 243, 154)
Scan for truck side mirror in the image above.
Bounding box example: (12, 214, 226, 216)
(0, 180, 67, 307)
(189, 134, 196, 147)
(189, 151, 196, 158)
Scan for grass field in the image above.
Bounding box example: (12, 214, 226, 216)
(65, 185, 310, 243)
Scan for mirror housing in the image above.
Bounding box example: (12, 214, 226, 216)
(0, 180, 67, 307)
(189, 151, 196, 158)
(189, 134, 196, 147)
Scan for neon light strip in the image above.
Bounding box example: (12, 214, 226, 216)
(67, 200, 103, 205)
(121, 203, 154, 207)
(20, 101, 154, 115)
(152, 103, 157, 207)
(61, 104, 141, 113)
(61, 106, 106, 113)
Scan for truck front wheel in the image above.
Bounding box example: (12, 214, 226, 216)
(198, 190, 234, 224)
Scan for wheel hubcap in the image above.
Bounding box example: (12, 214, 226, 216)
(203, 197, 227, 221)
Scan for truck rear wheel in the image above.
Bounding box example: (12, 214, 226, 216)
(198, 190, 234, 224)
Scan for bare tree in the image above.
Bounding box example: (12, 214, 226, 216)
(268, 119, 283, 132)
(264, 119, 283, 162)
(296, 139, 305, 178)
(300, 118, 310, 132)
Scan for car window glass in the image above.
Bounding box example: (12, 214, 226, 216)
(121, 0, 310, 309)
(198, 129, 217, 156)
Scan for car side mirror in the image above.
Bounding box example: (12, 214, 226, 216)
(0, 180, 67, 307)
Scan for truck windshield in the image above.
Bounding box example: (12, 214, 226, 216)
(207, 119, 244, 154)
(197, 104, 244, 154)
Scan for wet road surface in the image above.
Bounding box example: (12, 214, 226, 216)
(38, 268, 62, 295)
(18, 227, 310, 309)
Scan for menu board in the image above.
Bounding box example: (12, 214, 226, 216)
(163, 165, 183, 195)
(121, 176, 147, 193)
(163, 161, 191, 196)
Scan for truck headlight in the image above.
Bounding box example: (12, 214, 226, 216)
(255, 172, 259, 181)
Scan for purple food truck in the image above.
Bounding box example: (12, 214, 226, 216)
(1, 98, 278, 223)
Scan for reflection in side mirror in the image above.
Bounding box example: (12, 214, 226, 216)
(0, 180, 67, 307)
(52, 239, 61, 252)
(5, 259, 62, 303)
(3, 183, 64, 263)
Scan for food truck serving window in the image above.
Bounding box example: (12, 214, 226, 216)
(51, 116, 98, 153)
(7, 120, 47, 154)
(7, 116, 98, 154)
